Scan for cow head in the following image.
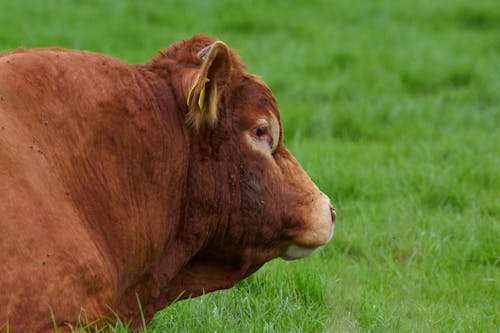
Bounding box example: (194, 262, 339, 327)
(152, 35, 335, 298)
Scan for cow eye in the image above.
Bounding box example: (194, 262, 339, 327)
(251, 121, 273, 149)
(254, 126, 267, 138)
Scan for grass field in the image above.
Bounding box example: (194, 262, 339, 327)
(1, 0, 499, 332)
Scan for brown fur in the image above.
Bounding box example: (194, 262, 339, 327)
(0, 35, 334, 332)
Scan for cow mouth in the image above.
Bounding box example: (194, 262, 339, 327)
(280, 243, 320, 260)
(280, 195, 336, 260)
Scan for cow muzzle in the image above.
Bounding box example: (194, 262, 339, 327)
(281, 194, 336, 260)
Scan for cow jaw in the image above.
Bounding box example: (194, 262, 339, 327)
(281, 194, 335, 260)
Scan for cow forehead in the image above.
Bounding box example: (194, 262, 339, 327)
(231, 75, 282, 126)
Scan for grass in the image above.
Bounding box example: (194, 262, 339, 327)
(1, 0, 499, 332)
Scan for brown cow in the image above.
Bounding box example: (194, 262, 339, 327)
(0, 34, 335, 332)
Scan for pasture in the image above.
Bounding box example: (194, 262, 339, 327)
(1, 0, 498, 332)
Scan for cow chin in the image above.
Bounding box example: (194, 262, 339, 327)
(281, 243, 320, 260)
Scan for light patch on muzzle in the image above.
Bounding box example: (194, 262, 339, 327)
(281, 244, 319, 260)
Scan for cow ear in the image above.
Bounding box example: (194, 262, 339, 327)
(186, 41, 232, 130)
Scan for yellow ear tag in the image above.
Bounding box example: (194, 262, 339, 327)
(186, 85, 194, 107)
(186, 78, 210, 109)
(198, 78, 210, 111)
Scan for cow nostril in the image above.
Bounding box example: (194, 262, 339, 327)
(330, 206, 336, 224)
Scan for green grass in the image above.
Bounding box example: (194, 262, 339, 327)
(1, 0, 499, 332)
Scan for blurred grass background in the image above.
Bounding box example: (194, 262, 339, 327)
(1, 0, 499, 332)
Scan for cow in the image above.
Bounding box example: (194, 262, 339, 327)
(0, 34, 335, 332)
